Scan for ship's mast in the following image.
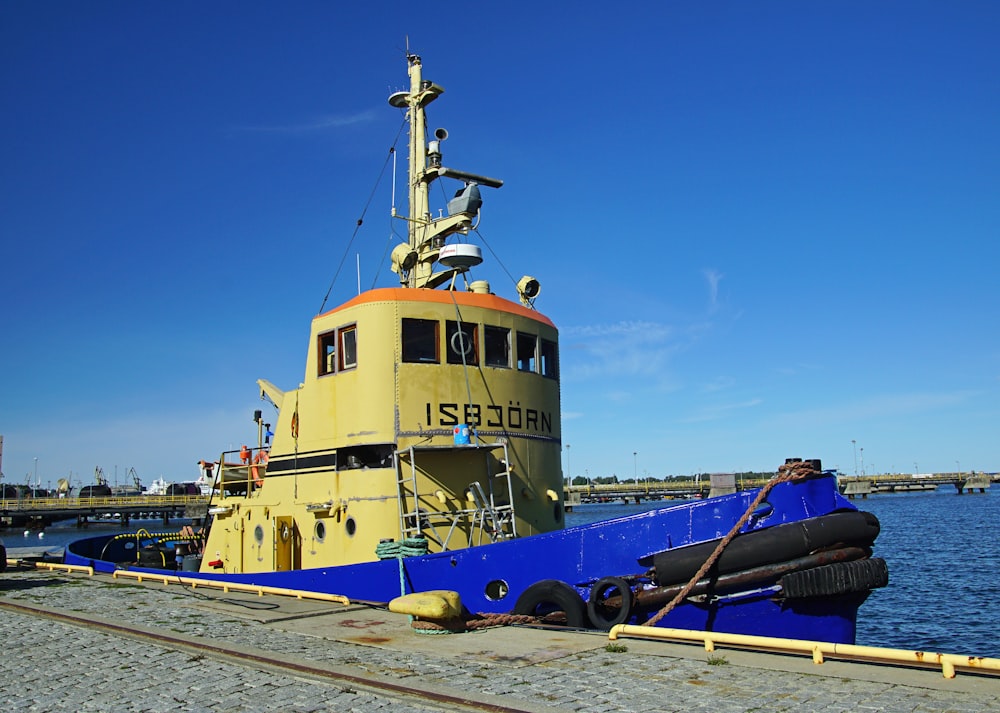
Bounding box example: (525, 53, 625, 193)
(405, 53, 433, 255)
(389, 54, 502, 289)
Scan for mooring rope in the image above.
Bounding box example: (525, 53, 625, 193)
(643, 459, 816, 627)
(403, 461, 817, 634)
(410, 612, 543, 634)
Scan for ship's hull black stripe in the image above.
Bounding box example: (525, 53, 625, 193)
(265, 453, 337, 474)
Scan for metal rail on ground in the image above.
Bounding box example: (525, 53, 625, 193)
(0, 598, 535, 713)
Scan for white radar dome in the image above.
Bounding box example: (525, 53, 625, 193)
(438, 243, 483, 269)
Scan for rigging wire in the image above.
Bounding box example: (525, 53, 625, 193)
(447, 288, 478, 437)
(472, 226, 520, 293)
(372, 144, 406, 291)
(317, 117, 408, 314)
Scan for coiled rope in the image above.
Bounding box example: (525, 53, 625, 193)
(644, 459, 816, 627)
(375, 537, 430, 560)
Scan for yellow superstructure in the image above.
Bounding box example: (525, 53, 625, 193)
(199, 54, 563, 575)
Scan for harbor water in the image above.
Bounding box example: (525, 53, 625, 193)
(6, 487, 997, 658)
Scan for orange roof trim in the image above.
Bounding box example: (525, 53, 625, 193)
(316, 288, 556, 328)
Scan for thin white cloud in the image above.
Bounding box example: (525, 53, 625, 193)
(236, 109, 379, 134)
(767, 390, 981, 428)
(562, 320, 678, 381)
(679, 398, 764, 423)
(703, 268, 723, 311)
(702, 376, 736, 393)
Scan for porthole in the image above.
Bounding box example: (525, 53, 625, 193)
(345, 516, 357, 536)
(314, 520, 326, 542)
(485, 579, 509, 601)
(253, 524, 264, 544)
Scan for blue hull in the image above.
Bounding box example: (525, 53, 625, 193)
(65, 475, 874, 643)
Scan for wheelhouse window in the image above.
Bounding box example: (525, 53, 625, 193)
(484, 325, 510, 368)
(318, 326, 357, 375)
(541, 338, 558, 379)
(446, 321, 478, 365)
(402, 318, 439, 363)
(340, 325, 357, 370)
(318, 331, 337, 376)
(516, 331, 537, 372)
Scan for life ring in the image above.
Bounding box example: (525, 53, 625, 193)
(450, 329, 473, 357)
(251, 450, 269, 487)
(512, 579, 589, 628)
(587, 576, 633, 630)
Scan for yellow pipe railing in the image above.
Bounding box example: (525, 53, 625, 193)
(4, 559, 96, 576)
(110, 568, 350, 605)
(6, 557, 350, 605)
(608, 624, 1000, 679)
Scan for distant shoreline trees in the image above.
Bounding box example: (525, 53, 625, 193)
(570, 471, 777, 486)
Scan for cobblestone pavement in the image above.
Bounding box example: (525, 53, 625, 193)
(1, 568, 998, 712)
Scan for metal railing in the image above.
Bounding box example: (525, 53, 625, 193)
(0, 494, 207, 513)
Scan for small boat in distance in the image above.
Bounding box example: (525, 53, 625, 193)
(66, 52, 887, 642)
(142, 478, 169, 496)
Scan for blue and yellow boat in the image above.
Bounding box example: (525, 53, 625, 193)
(67, 52, 886, 642)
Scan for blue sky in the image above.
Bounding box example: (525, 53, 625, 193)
(1, 2, 997, 489)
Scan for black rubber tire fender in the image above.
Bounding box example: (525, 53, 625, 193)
(513, 579, 590, 628)
(587, 576, 634, 630)
(779, 557, 889, 599)
(649, 510, 881, 586)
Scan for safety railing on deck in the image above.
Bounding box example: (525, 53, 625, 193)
(0, 495, 208, 512)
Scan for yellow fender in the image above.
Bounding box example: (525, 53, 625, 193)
(389, 590, 463, 619)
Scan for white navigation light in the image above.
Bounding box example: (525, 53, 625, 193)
(516, 275, 541, 306)
(391, 244, 419, 276)
(439, 243, 482, 269)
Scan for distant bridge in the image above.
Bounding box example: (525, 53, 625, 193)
(564, 477, 767, 504)
(566, 471, 994, 505)
(0, 495, 209, 529)
(836, 472, 992, 498)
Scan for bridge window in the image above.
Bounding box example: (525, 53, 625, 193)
(541, 339, 558, 379)
(318, 326, 357, 375)
(340, 325, 357, 370)
(516, 332, 537, 372)
(446, 321, 478, 365)
(402, 318, 439, 363)
(484, 325, 510, 367)
(318, 331, 337, 376)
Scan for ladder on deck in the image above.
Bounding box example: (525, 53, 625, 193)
(393, 441, 517, 549)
